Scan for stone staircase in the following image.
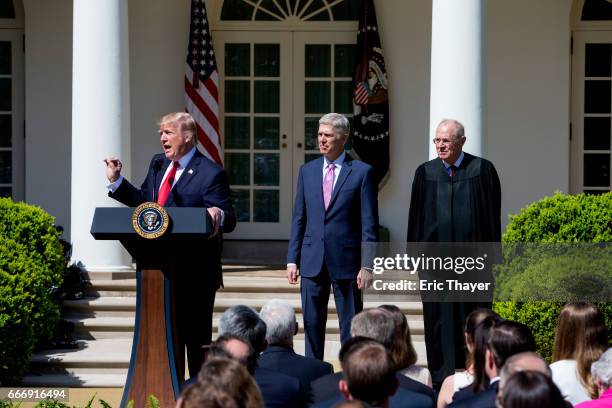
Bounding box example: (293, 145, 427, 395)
(22, 265, 425, 387)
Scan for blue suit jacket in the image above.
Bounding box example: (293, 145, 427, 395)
(258, 345, 333, 403)
(109, 150, 236, 286)
(254, 365, 304, 408)
(287, 155, 378, 280)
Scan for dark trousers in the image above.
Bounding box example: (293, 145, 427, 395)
(301, 266, 362, 360)
(172, 272, 217, 379)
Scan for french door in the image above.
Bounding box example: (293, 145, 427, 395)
(571, 31, 612, 194)
(215, 31, 355, 239)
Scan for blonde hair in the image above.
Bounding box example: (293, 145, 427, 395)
(553, 302, 608, 398)
(158, 112, 198, 146)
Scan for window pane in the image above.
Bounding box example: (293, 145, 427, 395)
(254, 44, 280, 77)
(254, 190, 279, 222)
(221, 0, 254, 20)
(305, 153, 320, 163)
(584, 117, 611, 150)
(0, 42, 10, 75)
(225, 152, 250, 185)
(0, 114, 11, 147)
(334, 81, 353, 114)
(0, 186, 10, 198)
(225, 116, 250, 149)
(331, 0, 359, 21)
(581, 0, 612, 21)
(584, 80, 611, 114)
(254, 81, 279, 113)
(583, 189, 608, 195)
(305, 81, 330, 113)
(0, 0, 15, 18)
(304, 117, 319, 150)
(305, 45, 330, 77)
(0, 78, 10, 111)
(303, 0, 330, 21)
(585, 44, 611, 77)
(254, 117, 279, 149)
(231, 189, 250, 222)
(254, 153, 279, 186)
(255, 9, 280, 20)
(0, 151, 11, 183)
(584, 153, 610, 187)
(335, 44, 355, 77)
(225, 80, 250, 113)
(225, 44, 250, 77)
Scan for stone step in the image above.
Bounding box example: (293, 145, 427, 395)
(65, 315, 426, 338)
(21, 373, 127, 388)
(64, 296, 424, 318)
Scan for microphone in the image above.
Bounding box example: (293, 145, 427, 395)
(152, 158, 164, 203)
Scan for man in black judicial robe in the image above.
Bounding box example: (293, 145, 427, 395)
(406, 118, 501, 388)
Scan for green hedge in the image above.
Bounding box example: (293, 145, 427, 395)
(0, 198, 64, 385)
(494, 192, 612, 362)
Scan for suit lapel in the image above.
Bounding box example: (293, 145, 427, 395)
(154, 159, 172, 201)
(165, 150, 202, 206)
(309, 157, 325, 212)
(327, 157, 352, 211)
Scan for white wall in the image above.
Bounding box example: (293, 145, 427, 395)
(376, 0, 432, 242)
(128, 0, 191, 183)
(23, 0, 73, 237)
(486, 0, 572, 225)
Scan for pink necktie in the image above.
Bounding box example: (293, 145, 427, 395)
(323, 163, 336, 210)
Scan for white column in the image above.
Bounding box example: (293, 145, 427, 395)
(429, 0, 484, 159)
(71, 0, 131, 270)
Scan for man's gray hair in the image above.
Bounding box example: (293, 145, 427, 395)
(350, 308, 396, 348)
(218, 305, 267, 353)
(499, 352, 551, 389)
(259, 299, 295, 347)
(319, 113, 350, 137)
(591, 348, 612, 388)
(438, 118, 465, 139)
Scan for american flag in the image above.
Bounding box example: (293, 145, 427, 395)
(185, 0, 223, 165)
(354, 81, 369, 105)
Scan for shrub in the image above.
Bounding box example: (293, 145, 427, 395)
(0, 198, 64, 385)
(494, 192, 612, 361)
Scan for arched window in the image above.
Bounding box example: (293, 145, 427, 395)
(220, 0, 358, 22)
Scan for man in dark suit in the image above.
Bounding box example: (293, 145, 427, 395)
(312, 339, 434, 408)
(287, 112, 379, 360)
(311, 309, 434, 404)
(258, 299, 334, 402)
(104, 112, 236, 377)
(218, 305, 304, 408)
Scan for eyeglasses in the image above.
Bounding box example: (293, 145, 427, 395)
(432, 137, 460, 146)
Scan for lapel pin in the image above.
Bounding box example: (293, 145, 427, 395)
(188, 169, 194, 175)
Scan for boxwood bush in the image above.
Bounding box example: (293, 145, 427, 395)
(0, 198, 64, 385)
(493, 192, 612, 362)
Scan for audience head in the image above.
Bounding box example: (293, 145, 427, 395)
(190, 356, 264, 408)
(487, 320, 536, 373)
(218, 305, 268, 353)
(499, 352, 551, 394)
(553, 302, 607, 398)
(471, 314, 503, 392)
(351, 308, 396, 348)
(178, 382, 239, 408)
(378, 304, 417, 370)
(464, 308, 499, 368)
(334, 401, 370, 408)
(207, 334, 257, 374)
(340, 340, 398, 406)
(499, 371, 565, 408)
(591, 348, 612, 395)
(259, 299, 297, 348)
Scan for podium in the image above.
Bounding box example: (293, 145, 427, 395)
(91, 207, 211, 408)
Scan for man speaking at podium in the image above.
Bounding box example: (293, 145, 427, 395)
(103, 112, 236, 378)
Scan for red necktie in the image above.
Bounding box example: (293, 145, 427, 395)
(157, 161, 179, 206)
